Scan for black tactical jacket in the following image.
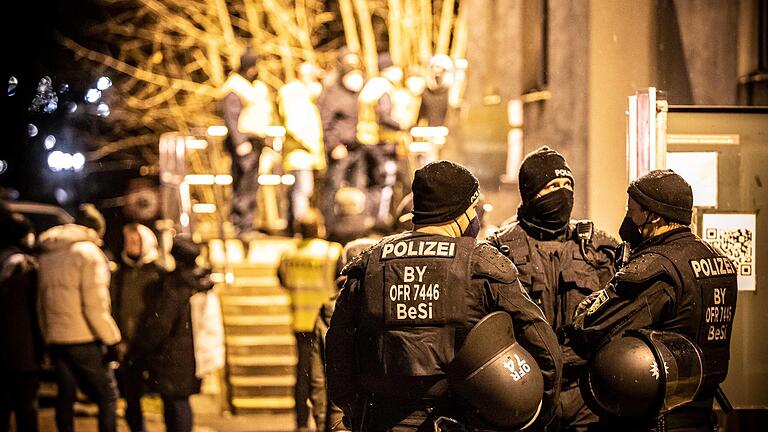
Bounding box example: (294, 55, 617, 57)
(488, 220, 617, 370)
(326, 231, 562, 429)
(570, 228, 737, 427)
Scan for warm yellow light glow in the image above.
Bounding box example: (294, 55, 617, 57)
(185, 174, 215, 185)
(186, 138, 209, 150)
(214, 175, 233, 185)
(207, 125, 228, 137)
(258, 174, 282, 186)
(192, 203, 217, 213)
(281, 174, 296, 185)
(410, 126, 449, 138)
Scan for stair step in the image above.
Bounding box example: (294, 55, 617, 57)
(228, 355, 297, 367)
(232, 385, 293, 398)
(228, 276, 281, 288)
(229, 364, 295, 377)
(226, 335, 295, 346)
(226, 344, 295, 357)
(223, 315, 292, 326)
(230, 375, 296, 387)
(232, 396, 295, 410)
(221, 295, 290, 306)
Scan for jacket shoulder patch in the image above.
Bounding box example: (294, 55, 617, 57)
(472, 242, 518, 283)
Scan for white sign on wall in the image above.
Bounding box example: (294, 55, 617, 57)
(701, 213, 757, 291)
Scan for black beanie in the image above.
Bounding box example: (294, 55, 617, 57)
(411, 160, 480, 225)
(628, 169, 693, 224)
(171, 237, 201, 267)
(76, 203, 106, 238)
(518, 146, 574, 203)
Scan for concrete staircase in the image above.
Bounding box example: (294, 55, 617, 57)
(209, 237, 300, 415)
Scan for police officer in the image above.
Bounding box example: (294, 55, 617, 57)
(326, 160, 562, 431)
(278, 210, 344, 431)
(569, 169, 738, 432)
(488, 146, 616, 432)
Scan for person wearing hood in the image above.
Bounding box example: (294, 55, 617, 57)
(110, 223, 165, 432)
(37, 203, 121, 432)
(125, 237, 213, 432)
(487, 147, 617, 432)
(219, 52, 275, 236)
(0, 208, 42, 432)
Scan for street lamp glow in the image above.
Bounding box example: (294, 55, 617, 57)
(96, 103, 110, 117)
(85, 88, 102, 103)
(96, 76, 112, 91)
(44, 135, 56, 150)
(47, 151, 65, 171)
(72, 153, 85, 171)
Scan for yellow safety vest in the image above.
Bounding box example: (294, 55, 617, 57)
(279, 239, 343, 332)
(278, 80, 327, 171)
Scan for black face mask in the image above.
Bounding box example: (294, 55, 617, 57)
(619, 213, 652, 248)
(463, 216, 481, 238)
(524, 188, 574, 230)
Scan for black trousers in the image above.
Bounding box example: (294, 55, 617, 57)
(49, 343, 118, 432)
(0, 370, 39, 432)
(230, 143, 263, 234)
(117, 362, 146, 432)
(161, 395, 192, 432)
(295, 332, 314, 429)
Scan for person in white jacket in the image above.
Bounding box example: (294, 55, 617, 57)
(37, 204, 121, 432)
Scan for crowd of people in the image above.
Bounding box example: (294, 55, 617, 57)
(0, 45, 739, 432)
(218, 49, 458, 238)
(2, 140, 739, 432)
(0, 202, 216, 432)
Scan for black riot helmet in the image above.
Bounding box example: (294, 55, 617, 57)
(446, 312, 544, 428)
(583, 329, 704, 419)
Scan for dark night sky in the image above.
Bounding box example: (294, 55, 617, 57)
(2, 1, 111, 204)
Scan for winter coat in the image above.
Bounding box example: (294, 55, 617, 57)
(317, 80, 360, 154)
(128, 263, 213, 397)
(0, 246, 42, 371)
(111, 225, 164, 345)
(37, 224, 121, 345)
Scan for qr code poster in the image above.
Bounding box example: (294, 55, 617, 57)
(701, 213, 756, 291)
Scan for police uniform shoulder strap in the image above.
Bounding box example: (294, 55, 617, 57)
(613, 251, 680, 295)
(489, 222, 531, 264)
(472, 241, 519, 284)
(340, 248, 369, 277)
